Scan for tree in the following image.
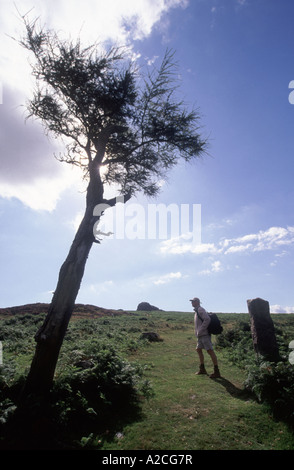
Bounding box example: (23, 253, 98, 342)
(18, 17, 207, 397)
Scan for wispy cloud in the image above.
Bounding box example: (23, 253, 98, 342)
(137, 271, 186, 288)
(160, 234, 218, 255)
(160, 226, 294, 257)
(223, 227, 294, 254)
(199, 260, 223, 276)
(153, 271, 183, 285)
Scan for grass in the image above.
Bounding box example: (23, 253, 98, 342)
(99, 312, 294, 450)
(1, 309, 294, 450)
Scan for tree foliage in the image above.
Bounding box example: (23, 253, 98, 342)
(20, 17, 207, 199)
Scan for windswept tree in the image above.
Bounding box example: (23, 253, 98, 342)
(19, 18, 207, 396)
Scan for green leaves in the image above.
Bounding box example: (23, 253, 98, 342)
(20, 17, 206, 198)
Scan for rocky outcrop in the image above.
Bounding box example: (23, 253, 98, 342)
(136, 302, 162, 311)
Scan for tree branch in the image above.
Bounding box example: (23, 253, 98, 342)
(102, 191, 132, 207)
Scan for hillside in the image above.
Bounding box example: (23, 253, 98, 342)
(0, 302, 129, 318)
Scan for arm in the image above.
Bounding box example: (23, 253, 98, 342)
(196, 307, 211, 336)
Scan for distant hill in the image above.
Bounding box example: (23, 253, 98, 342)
(0, 303, 130, 318)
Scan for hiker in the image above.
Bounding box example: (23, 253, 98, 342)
(190, 297, 221, 378)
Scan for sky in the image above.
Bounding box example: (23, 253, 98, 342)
(1, 0, 294, 314)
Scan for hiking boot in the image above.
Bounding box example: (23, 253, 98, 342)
(195, 364, 207, 375)
(209, 365, 221, 378)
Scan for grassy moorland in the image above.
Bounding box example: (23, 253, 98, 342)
(0, 308, 294, 450)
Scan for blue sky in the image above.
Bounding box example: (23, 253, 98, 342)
(1, 0, 294, 313)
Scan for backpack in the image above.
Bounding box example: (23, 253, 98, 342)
(196, 309, 223, 335)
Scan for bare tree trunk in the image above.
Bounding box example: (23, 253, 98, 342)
(22, 168, 105, 398)
(21, 154, 131, 399)
(22, 205, 96, 397)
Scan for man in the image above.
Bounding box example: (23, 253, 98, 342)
(190, 297, 221, 378)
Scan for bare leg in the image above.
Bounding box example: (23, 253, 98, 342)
(196, 348, 207, 374)
(207, 349, 221, 378)
(207, 349, 218, 366)
(196, 347, 204, 364)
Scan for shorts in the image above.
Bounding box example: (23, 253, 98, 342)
(196, 334, 213, 351)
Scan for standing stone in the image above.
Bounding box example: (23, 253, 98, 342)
(247, 298, 280, 362)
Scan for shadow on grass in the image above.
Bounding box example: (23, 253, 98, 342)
(212, 376, 294, 436)
(211, 377, 251, 400)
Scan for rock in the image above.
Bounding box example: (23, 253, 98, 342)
(140, 332, 163, 342)
(247, 297, 280, 362)
(75, 359, 95, 369)
(137, 302, 162, 311)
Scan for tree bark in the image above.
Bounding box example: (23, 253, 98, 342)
(22, 171, 104, 398)
(22, 209, 96, 396)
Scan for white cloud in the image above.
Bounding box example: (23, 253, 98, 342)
(199, 260, 223, 276)
(2, 0, 188, 85)
(270, 304, 294, 314)
(153, 271, 183, 285)
(223, 226, 294, 254)
(160, 226, 294, 257)
(0, 0, 188, 211)
(211, 260, 222, 272)
(160, 233, 217, 255)
(224, 243, 252, 254)
(136, 270, 185, 288)
(0, 174, 74, 212)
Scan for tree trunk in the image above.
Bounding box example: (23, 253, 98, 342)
(22, 173, 104, 398)
(22, 209, 95, 397)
